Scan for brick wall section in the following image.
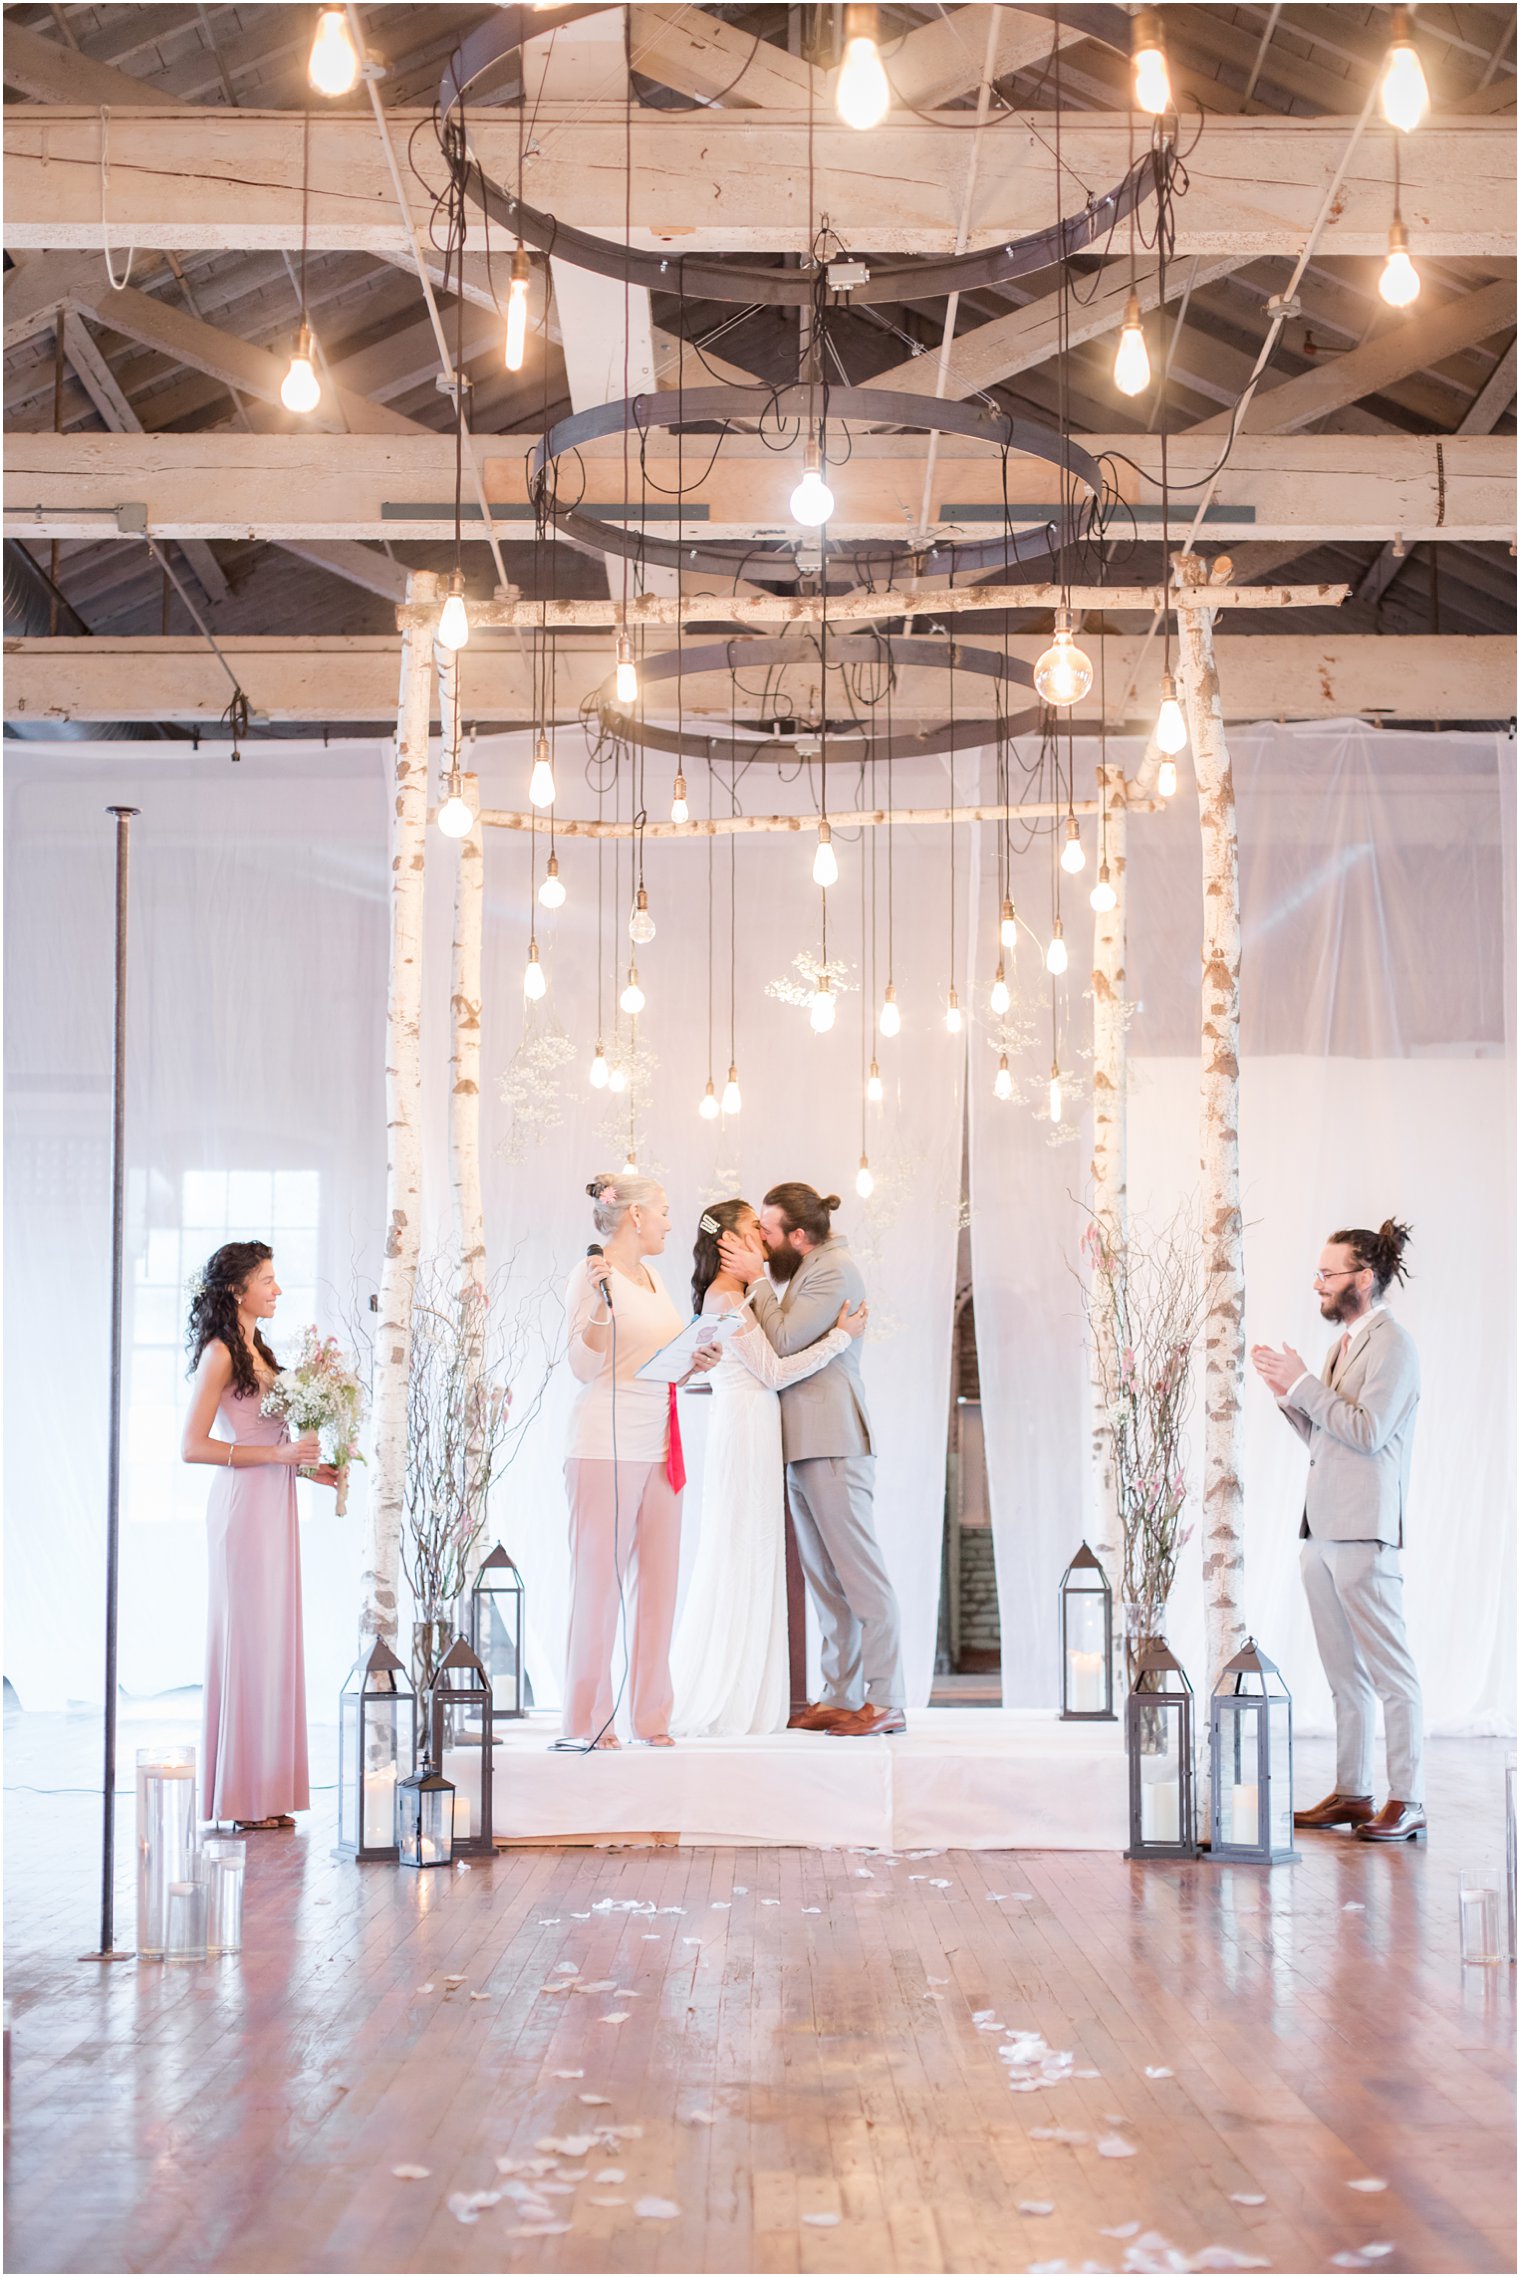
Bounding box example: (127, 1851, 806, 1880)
(958, 1525, 1001, 1653)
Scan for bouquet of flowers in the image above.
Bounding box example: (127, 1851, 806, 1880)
(262, 1328, 368, 1515)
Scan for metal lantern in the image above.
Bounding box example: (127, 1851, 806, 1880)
(397, 1758, 455, 1869)
(429, 1636, 496, 1859)
(1208, 1637, 1299, 1865)
(1125, 1638, 1199, 1860)
(1058, 1541, 1115, 1720)
(468, 1543, 528, 1722)
(338, 1640, 416, 1863)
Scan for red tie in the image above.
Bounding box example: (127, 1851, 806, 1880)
(666, 1383, 686, 1494)
(1336, 1331, 1352, 1375)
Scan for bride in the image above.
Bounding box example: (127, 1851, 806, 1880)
(670, 1197, 867, 1737)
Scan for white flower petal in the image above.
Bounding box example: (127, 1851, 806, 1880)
(634, 2196, 681, 2219)
(1347, 2178, 1389, 2193)
(802, 2212, 841, 2226)
(1096, 2134, 1137, 2159)
(390, 2164, 430, 2180)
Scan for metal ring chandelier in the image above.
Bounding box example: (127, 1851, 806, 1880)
(441, 5, 1166, 311)
(530, 384, 1103, 583)
(588, 632, 1040, 770)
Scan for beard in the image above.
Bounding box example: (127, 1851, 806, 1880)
(766, 1240, 803, 1282)
(1320, 1288, 1361, 1322)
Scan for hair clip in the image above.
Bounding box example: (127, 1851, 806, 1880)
(699, 1213, 721, 1236)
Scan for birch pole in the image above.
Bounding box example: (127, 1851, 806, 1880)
(1173, 553, 1248, 1700)
(449, 768, 487, 1297)
(1088, 760, 1128, 1650)
(361, 566, 440, 1646)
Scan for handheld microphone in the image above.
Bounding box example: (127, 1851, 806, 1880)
(586, 1242, 612, 1302)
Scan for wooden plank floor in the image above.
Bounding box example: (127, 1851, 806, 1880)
(5, 1715, 1514, 2275)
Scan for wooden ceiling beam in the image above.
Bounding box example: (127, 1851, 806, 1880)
(0, 22, 163, 107)
(6, 633, 1507, 726)
(1190, 277, 1519, 435)
(6, 110, 1513, 257)
(8, 430, 1508, 547)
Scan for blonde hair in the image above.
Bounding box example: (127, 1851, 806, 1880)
(586, 1172, 665, 1240)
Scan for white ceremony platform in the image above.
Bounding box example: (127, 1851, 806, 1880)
(448, 1709, 1128, 1850)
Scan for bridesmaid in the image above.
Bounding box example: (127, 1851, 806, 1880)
(181, 1240, 335, 1832)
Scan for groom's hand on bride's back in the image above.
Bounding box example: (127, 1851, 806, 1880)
(719, 1231, 768, 1284)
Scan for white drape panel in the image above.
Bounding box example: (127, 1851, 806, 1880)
(5, 733, 962, 1715)
(968, 723, 1515, 1736)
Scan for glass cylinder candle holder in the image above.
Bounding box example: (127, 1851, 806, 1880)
(136, 1746, 198, 1960)
(202, 1838, 246, 1956)
(1460, 1869, 1504, 1966)
(164, 1877, 207, 1962)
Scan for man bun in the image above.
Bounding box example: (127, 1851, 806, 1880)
(1330, 1217, 1412, 1299)
(763, 1183, 837, 1244)
(822, 1194, 841, 1214)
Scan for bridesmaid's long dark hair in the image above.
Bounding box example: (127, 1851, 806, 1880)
(691, 1198, 753, 1313)
(187, 1240, 280, 1399)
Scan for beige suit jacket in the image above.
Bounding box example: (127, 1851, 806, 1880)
(1278, 1308, 1420, 1548)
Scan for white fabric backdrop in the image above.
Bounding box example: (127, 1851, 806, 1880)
(968, 723, 1515, 1735)
(6, 722, 1513, 1739)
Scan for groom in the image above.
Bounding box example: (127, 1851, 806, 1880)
(720, 1183, 905, 1737)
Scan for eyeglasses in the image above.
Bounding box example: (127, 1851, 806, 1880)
(1312, 1268, 1367, 1284)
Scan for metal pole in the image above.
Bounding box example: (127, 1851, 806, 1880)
(81, 806, 139, 1963)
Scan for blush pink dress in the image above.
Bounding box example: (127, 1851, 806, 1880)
(201, 1383, 310, 1822)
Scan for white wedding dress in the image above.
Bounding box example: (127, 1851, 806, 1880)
(669, 1292, 851, 1738)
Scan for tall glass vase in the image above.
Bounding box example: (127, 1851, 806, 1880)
(136, 1746, 198, 1960)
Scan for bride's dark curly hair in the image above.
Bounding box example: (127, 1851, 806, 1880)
(691, 1197, 753, 1313)
(186, 1240, 280, 1398)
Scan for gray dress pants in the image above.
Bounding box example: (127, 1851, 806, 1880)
(786, 1454, 904, 1709)
(1300, 1536, 1424, 1803)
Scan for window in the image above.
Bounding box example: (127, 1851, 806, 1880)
(126, 1171, 320, 1526)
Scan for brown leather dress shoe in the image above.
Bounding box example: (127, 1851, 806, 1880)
(1293, 1791, 1375, 1831)
(788, 1702, 858, 1732)
(824, 1704, 907, 1738)
(1353, 1799, 1427, 1842)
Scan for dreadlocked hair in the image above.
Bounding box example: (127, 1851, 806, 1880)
(1330, 1218, 1413, 1301)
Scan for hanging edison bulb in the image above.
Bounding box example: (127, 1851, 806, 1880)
(1046, 919, 1068, 977)
(628, 886, 656, 945)
(308, 6, 360, 96)
(1033, 609, 1094, 707)
(1113, 293, 1151, 397)
(1132, 9, 1171, 114)
(879, 984, 902, 1038)
(538, 852, 566, 908)
(944, 989, 963, 1036)
(790, 439, 836, 526)
(698, 1078, 720, 1120)
(589, 1041, 609, 1089)
(437, 784, 475, 838)
(1060, 817, 1086, 875)
(614, 634, 638, 705)
(990, 965, 1011, 1018)
(504, 246, 531, 373)
(999, 897, 1018, 950)
(607, 1062, 628, 1094)
(621, 1151, 638, 1175)
(994, 1053, 1014, 1102)
(866, 1058, 884, 1104)
(812, 821, 839, 888)
(437, 567, 470, 651)
(810, 975, 837, 1033)
(670, 773, 689, 826)
(1380, 218, 1421, 308)
(522, 941, 547, 1000)
(1048, 1064, 1064, 1124)
(528, 730, 556, 808)
(1155, 672, 1188, 756)
(836, 3, 890, 130)
(1380, 9, 1429, 132)
(620, 966, 645, 1015)
(721, 1063, 743, 1115)
(1090, 865, 1118, 915)
(1157, 757, 1179, 799)
(855, 1153, 875, 1200)
(280, 323, 322, 415)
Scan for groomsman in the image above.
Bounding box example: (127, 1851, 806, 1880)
(1251, 1219, 1425, 1843)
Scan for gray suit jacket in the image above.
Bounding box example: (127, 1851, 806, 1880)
(748, 1236, 872, 1463)
(1278, 1309, 1420, 1547)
